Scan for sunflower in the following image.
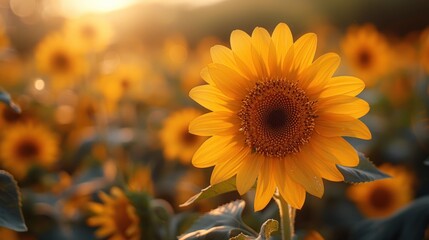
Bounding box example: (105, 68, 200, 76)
(347, 164, 414, 218)
(0, 227, 18, 240)
(35, 33, 86, 90)
(341, 24, 391, 87)
(189, 23, 371, 211)
(0, 123, 59, 180)
(128, 166, 154, 195)
(94, 63, 144, 112)
(87, 187, 140, 240)
(63, 14, 113, 53)
(160, 108, 207, 164)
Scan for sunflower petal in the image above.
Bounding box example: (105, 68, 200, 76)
(208, 63, 250, 99)
(310, 134, 359, 167)
(191, 135, 234, 168)
(271, 23, 293, 65)
(230, 30, 257, 77)
(210, 147, 249, 185)
(318, 95, 370, 118)
(300, 53, 340, 92)
(316, 117, 372, 140)
(273, 160, 306, 209)
(290, 33, 317, 75)
(236, 153, 263, 195)
(189, 85, 238, 112)
(288, 155, 324, 198)
(320, 76, 365, 97)
(299, 144, 344, 181)
(200, 67, 214, 85)
(254, 158, 277, 211)
(189, 111, 240, 136)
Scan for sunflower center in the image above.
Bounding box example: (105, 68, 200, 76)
(181, 128, 198, 145)
(51, 51, 71, 72)
(239, 79, 317, 157)
(369, 186, 394, 210)
(358, 49, 372, 68)
(113, 199, 134, 238)
(15, 139, 40, 160)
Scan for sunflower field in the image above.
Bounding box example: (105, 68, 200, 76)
(0, 0, 429, 239)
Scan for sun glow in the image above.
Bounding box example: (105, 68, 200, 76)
(58, 0, 139, 17)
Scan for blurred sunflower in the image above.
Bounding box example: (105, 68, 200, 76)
(0, 123, 59, 180)
(0, 25, 9, 51)
(189, 23, 371, 211)
(0, 55, 24, 87)
(87, 187, 140, 240)
(160, 108, 207, 164)
(63, 14, 113, 53)
(341, 24, 390, 87)
(35, 33, 86, 90)
(0, 227, 18, 240)
(128, 166, 154, 195)
(0, 104, 24, 127)
(347, 164, 414, 218)
(162, 34, 189, 72)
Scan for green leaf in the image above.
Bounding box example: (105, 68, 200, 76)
(180, 177, 237, 207)
(350, 196, 429, 240)
(257, 219, 278, 240)
(0, 90, 21, 113)
(337, 152, 390, 183)
(230, 233, 252, 240)
(229, 219, 279, 240)
(179, 200, 257, 240)
(0, 170, 27, 231)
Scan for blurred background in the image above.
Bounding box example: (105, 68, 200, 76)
(0, 0, 429, 239)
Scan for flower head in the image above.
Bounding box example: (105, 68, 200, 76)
(87, 187, 140, 240)
(0, 123, 58, 180)
(161, 108, 207, 164)
(35, 33, 86, 90)
(189, 23, 371, 211)
(341, 24, 391, 86)
(347, 164, 414, 218)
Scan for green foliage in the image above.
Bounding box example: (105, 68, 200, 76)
(337, 152, 390, 183)
(179, 200, 257, 240)
(180, 177, 237, 207)
(0, 90, 21, 113)
(350, 196, 429, 240)
(0, 170, 27, 231)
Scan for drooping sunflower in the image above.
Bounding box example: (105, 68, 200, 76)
(63, 14, 113, 53)
(0, 123, 59, 180)
(87, 187, 140, 240)
(35, 33, 86, 90)
(160, 108, 207, 164)
(347, 164, 414, 218)
(341, 24, 391, 87)
(189, 23, 371, 211)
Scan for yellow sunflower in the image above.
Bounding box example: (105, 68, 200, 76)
(160, 108, 207, 164)
(35, 33, 86, 90)
(341, 24, 391, 87)
(0, 227, 18, 240)
(87, 187, 140, 240)
(63, 14, 113, 53)
(189, 23, 371, 211)
(347, 164, 414, 218)
(128, 166, 154, 195)
(0, 122, 59, 180)
(94, 63, 144, 112)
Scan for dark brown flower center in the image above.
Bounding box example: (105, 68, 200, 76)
(369, 186, 394, 210)
(15, 138, 40, 160)
(113, 198, 134, 238)
(51, 51, 71, 72)
(238, 79, 317, 157)
(181, 128, 198, 145)
(358, 48, 372, 68)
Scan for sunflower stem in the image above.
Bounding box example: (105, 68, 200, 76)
(274, 192, 295, 240)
